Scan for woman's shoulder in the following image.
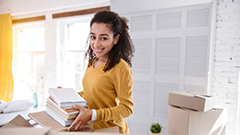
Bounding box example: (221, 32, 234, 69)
(117, 58, 130, 69)
(108, 59, 132, 80)
(111, 58, 132, 74)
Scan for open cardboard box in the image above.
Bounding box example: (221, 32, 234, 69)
(168, 91, 215, 112)
(0, 115, 50, 135)
(0, 111, 119, 135)
(168, 105, 227, 135)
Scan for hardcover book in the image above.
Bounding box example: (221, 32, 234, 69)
(45, 107, 74, 127)
(46, 103, 78, 121)
(46, 97, 79, 118)
(48, 88, 87, 108)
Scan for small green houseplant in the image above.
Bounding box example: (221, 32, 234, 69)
(150, 123, 163, 134)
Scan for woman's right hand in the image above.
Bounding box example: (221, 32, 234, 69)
(67, 105, 92, 131)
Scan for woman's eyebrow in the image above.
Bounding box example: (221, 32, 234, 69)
(90, 32, 109, 37)
(100, 34, 109, 37)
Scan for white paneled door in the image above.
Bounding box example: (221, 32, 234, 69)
(124, 4, 213, 134)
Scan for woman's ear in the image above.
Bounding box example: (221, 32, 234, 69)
(113, 34, 120, 45)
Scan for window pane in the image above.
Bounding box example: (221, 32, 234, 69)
(63, 52, 87, 91)
(13, 53, 32, 100)
(13, 53, 45, 108)
(18, 53, 32, 80)
(18, 27, 45, 51)
(32, 54, 45, 107)
(67, 22, 90, 50)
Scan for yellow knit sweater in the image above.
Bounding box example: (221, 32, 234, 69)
(78, 58, 133, 134)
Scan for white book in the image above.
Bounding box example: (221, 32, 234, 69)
(48, 88, 87, 108)
(47, 97, 79, 117)
(45, 107, 74, 127)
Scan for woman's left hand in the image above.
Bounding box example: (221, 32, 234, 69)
(67, 105, 92, 131)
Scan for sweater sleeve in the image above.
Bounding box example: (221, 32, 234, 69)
(78, 91, 84, 99)
(95, 67, 133, 122)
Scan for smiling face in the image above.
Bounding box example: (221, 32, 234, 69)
(90, 23, 119, 62)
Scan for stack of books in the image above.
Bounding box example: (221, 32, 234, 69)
(45, 88, 87, 127)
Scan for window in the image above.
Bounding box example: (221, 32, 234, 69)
(57, 15, 93, 92)
(12, 24, 45, 109)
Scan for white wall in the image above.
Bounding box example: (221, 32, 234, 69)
(111, 0, 213, 14)
(212, 0, 240, 134)
(0, 0, 109, 15)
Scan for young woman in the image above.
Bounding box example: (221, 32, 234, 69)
(67, 10, 135, 134)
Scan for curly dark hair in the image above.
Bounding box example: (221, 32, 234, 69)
(85, 10, 135, 72)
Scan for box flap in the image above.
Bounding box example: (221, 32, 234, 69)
(170, 91, 213, 98)
(189, 107, 227, 135)
(0, 128, 49, 135)
(1, 115, 33, 128)
(194, 94, 213, 99)
(168, 91, 214, 112)
(28, 111, 93, 132)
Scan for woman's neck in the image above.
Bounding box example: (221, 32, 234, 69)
(96, 57, 108, 63)
(93, 57, 108, 68)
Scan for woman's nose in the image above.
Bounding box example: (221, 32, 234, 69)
(93, 39, 101, 47)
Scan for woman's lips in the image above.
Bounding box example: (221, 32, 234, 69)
(94, 48, 104, 53)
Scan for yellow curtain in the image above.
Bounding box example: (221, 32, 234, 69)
(0, 13, 14, 102)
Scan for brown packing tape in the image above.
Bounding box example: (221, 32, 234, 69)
(1, 115, 33, 128)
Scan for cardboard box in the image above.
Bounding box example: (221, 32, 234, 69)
(47, 126, 120, 135)
(0, 115, 50, 135)
(0, 128, 50, 135)
(28, 111, 119, 133)
(0, 112, 119, 135)
(168, 91, 215, 112)
(1, 115, 33, 128)
(168, 105, 227, 135)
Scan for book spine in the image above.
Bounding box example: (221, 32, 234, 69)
(47, 98, 79, 118)
(49, 90, 61, 107)
(47, 98, 68, 116)
(45, 107, 73, 127)
(60, 102, 87, 108)
(67, 111, 79, 115)
(46, 104, 69, 120)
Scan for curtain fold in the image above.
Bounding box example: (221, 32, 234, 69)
(0, 13, 14, 102)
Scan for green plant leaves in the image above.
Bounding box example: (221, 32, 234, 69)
(150, 122, 162, 133)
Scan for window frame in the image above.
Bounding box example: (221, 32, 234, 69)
(57, 14, 93, 91)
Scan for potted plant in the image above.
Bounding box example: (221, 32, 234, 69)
(150, 122, 163, 134)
